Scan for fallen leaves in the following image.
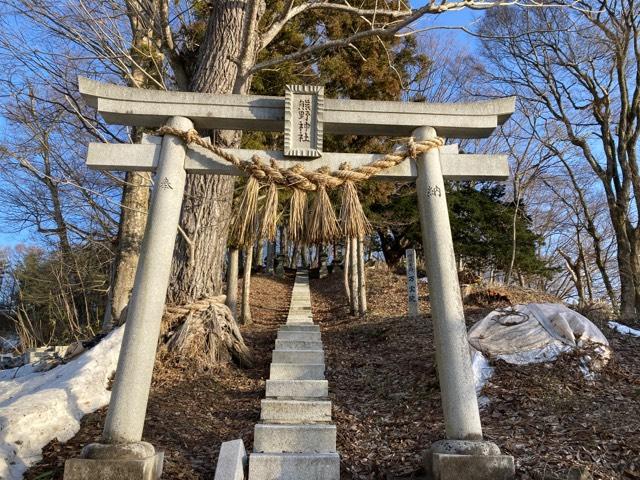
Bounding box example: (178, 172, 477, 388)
(23, 270, 640, 480)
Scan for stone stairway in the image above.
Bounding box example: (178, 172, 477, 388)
(248, 270, 340, 480)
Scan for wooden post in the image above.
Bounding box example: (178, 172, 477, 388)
(349, 237, 359, 314)
(343, 238, 351, 303)
(225, 247, 239, 320)
(357, 238, 367, 315)
(266, 241, 275, 275)
(241, 245, 253, 325)
(406, 248, 419, 317)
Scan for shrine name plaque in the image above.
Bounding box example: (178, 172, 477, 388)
(284, 85, 324, 157)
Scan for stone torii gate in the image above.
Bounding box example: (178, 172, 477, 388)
(64, 78, 516, 480)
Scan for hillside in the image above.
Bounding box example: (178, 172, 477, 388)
(24, 269, 640, 480)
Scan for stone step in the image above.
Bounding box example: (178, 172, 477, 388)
(248, 453, 340, 480)
(272, 350, 324, 364)
(253, 424, 337, 453)
(270, 363, 325, 380)
(286, 318, 314, 324)
(279, 324, 320, 332)
(277, 331, 321, 342)
(275, 339, 323, 350)
(266, 379, 328, 398)
(260, 399, 332, 423)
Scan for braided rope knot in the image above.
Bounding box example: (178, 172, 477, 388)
(155, 126, 444, 190)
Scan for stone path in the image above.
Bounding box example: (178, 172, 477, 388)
(248, 270, 340, 480)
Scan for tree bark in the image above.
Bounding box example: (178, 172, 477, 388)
(169, 0, 264, 304)
(109, 1, 161, 326)
(111, 170, 150, 324)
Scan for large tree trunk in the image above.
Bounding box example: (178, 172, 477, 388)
(168, 0, 264, 304)
(110, 170, 150, 325)
(108, 2, 161, 326)
(612, 212, 637, 322)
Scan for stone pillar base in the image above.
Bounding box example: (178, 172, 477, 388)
(423, 440, 514, 480)
(63, 442, 163, 480)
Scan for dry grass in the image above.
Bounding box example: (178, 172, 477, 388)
(228, 176, 260, 247)
(339, 181, 371, 239)
(306, 185, 340, 244)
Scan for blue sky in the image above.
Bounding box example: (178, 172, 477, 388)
(0, 3, 483, 249)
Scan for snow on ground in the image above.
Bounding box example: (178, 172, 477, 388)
(0, 326, 123, 480)
(471, 349, 494, 395)
(608, 321, 640, 337)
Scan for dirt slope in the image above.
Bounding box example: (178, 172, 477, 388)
(25, 269, 639, 480)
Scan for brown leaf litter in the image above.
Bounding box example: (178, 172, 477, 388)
(24, 269, 639, 480)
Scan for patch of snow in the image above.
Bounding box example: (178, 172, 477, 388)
(608, 321, 640, 337)
(471, 349, 494, 395)
(0, 364, 36, 381)
(0, 326, 123, 480)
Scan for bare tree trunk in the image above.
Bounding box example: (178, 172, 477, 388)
(225, 247, 239, 320)
(357, 238, 367, 315)
(505, 180, 521, 285)
(579, 247, 594, 303)
(560, 249, 586, 308)
(240, 246, 253, 325)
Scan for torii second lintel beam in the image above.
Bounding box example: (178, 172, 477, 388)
(86, 138, 510, 181)
(79, 77, 515, 139)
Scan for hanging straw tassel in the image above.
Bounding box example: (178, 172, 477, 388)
(259, 182, 280, 241)
(340, 179, 372, 239)
(289, 187, 307, 243)
(229, 176, 260, 247)
(306, 174, 340, 245)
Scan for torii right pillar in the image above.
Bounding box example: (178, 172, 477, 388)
(413, 126, 515, 480)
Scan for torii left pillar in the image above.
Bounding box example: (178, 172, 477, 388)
(64, 116, 193, 480)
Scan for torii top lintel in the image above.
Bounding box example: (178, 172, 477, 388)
(78, 77, 515, 139)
